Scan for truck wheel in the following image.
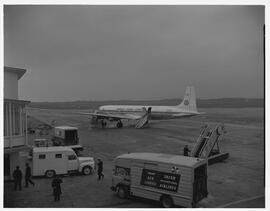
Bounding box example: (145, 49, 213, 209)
(117, 186, 127, 199)
(82, 166, 92, 175)
(160, 195, 174, 208)
(45, 170, 55, 178)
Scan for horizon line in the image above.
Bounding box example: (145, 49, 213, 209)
(28, 97, 264, 103)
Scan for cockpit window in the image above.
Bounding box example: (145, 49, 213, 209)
(115, 166, 130, 176)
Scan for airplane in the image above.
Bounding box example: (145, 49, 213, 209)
(79, 86, 203, 129)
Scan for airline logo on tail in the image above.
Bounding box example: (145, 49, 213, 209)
(177, 86, 198, 113)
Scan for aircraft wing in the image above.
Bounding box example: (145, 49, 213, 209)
(172, 111, 205, 117)
(76, 107, 152, 129)
(75, 111, 143, 120)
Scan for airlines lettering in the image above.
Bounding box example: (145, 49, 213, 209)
(140, 169, 180, 192)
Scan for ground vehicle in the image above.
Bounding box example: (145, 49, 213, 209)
(32, 147, 95, 178)
(52, 126, 83, 153)
(111, 153, 208, 208)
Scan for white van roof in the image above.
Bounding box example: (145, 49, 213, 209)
(116, 153, 205, 167)
(33, 146, 74, 153)
(55, 126, 78, 130)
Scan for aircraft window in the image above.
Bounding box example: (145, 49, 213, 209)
(39, 154, 46, 159)
(55, 154, 62, 158)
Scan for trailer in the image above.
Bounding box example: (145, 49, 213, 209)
(31, 147, 95, 178)
(111, 152, 208, 208)
(52, 126, 83, 153)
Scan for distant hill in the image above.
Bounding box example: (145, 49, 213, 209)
(28, 98, 264, 110)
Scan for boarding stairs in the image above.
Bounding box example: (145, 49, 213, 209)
(191, 123, 229, 165)
(135, 107, 152, 129)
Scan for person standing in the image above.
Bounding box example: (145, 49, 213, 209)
(51, 176, 63, 201)
(184, 145, 191, 156)
(13, 166, 22, 191)
(25, 163, 35, 187)
(97, 159, 104, 180)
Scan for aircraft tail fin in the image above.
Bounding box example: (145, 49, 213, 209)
(177, 86, 198, 112)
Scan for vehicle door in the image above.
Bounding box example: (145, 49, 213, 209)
(65, 130, 78, 145)
(67, 153, 78, 171)
(193, 164, 208, 203)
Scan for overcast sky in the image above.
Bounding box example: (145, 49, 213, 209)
(4, 5, 264, 102)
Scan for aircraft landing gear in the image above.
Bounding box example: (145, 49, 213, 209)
(101, 119, 107, 129)
(117, 121, 123, 128)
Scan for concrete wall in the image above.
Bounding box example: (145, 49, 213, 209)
(8, 150, 30, 180)
(4, 71, 19, 100)
(4, 136, 27, 148)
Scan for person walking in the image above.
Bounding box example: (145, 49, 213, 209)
(51, 176, 63, 201)
(183, 145, 191, 156)
(13, 166, 22, 191)
(25, 163, 35, 187)
(97, 159, 104, 180)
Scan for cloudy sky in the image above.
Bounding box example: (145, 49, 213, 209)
(4, 5, 264, 102)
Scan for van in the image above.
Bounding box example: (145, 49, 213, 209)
(111, 153, 208, 208)
(31, 146, 95, 178)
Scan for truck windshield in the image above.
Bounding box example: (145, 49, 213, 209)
(115, 166, 130, 176)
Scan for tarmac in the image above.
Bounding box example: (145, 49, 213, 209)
(4, 107, 265, 208)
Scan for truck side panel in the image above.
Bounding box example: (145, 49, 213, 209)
(130, 165, 161, 201)
(33, 152, 68, 176)
(130, 161, 194, 207)
(158, 163, 193, 200)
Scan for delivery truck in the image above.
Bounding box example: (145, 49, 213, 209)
(111, 152, 208, 208)
(31, 147, 95, 178)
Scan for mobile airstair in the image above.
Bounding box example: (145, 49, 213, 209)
(135, 107, 152, 129)
(190, 123, 229, 165)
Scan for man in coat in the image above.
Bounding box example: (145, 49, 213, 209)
(184, 145, 191, 156)
(51, 175, 63, 201)
(13, 166, 22, 191)
(25, 163, 35, 187)
(97, 159, 104, 180)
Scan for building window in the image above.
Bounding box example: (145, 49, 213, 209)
(4, 101, 26, 137)
(14, 104, 21, 135)
(55, 154, 62, 158)
(4, 103, 9, 136)
(39, 154, 46, 159)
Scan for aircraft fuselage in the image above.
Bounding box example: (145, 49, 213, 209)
(99, 105, 199, 120)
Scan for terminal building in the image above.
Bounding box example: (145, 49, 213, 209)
(4, 66, 30, 181)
